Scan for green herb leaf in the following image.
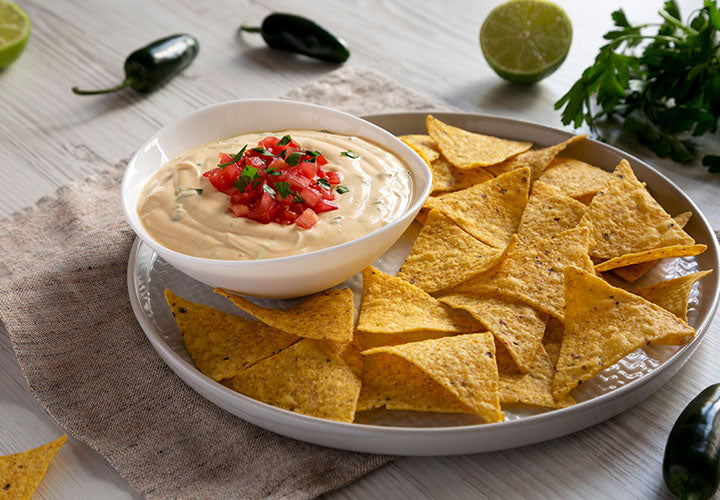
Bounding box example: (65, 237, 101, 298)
(275, 182, 292, 198)
(285, 152, 303, 166)
(234, 165, 260, 192)
(266, 167, 282, 176)
(336, 185, 350, 194)
(277, 135, 292, 146)
(316, 178, 331, 190)
(304, 150, 322, 162)
(250, 147, 274, 157)
(341, 150, 359, 159)
(217, 146, 247, 168)
(293, 193, 305, 203)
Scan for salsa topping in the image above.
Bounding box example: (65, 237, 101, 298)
(202, 134, 348, 229)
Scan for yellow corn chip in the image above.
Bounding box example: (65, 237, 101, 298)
(542, 317, 564, 368)
(214, 288, 354, 343)
(632, 270, 712, 322)
(430, 154, 495, 193)
(225, 338, 362, 423)
(0, 434, 67, 500)
(496, 343, 575, 408)
(396, 210, 505, 293)
(361, 330, 455, 349)
(415, 207, 429, 225)
(553, 267, 696, 399)
(357, 351, 472, 413)
(362, 333, 504, 422)
(165, 290, 299, 381)
(358, 266, 482, 333)
(399, 134, 440, 162)
(516, 181, 588, 246)
(456, 227, 595, 321)
(612, 212, 693, 282)
(426, 115, 532, 169)
(429, 167, 530, 248)
(577, 160, 695, 260)
(438, 293, 547, 373)
(538, 157, 614, 201)
(594, 244, 707, 272)
(486, 135, 586, 181)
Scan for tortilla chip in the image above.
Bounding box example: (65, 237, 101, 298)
(486, 135, 586, 181)
(426, 115, 532, 169)
(214, 288, 354, 343)
(430, 154, 495, 193)
(428, 167, 530, 248)
(396, 210, 505, 293)
(0, 434, 67, 500)
(439, 293, 547, 373)
(632, 270, 712, 322)
(553, 266, 696, 398)
(361, 330, 454, 349)
(165, 290, 300, 381)
(516, 181, 588, 246)
(362, 333, 504, 422)
(612, 212, 693, 282)
(399, 134, 440, 162)
(497, 343, 574, 408)
(538, 157, 614, 201)
(594, 244, 707, 272)
(542, 317, 564, 368)
(225, 338, 362, 423)
(577, 160, 695, 260)
(358, 266, 482, 333)
(456, 227, 595, 321)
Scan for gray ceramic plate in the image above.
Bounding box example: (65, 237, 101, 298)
(127, 112, 720, 455)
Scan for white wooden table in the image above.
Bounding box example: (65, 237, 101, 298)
(2, 0, 718, 498)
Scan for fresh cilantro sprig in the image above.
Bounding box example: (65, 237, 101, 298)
(555, 0, 720, 169)
(217, 146, 247, 168)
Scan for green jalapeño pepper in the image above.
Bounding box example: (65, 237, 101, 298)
(664, 383, 720, 500)
(241, 13, 349, 63)
(72, 34, 199, 95)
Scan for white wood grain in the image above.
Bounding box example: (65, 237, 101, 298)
(1, 0, 718, 498)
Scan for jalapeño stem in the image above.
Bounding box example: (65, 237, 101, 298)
(240, 24, 262, 33)
(71, 79, 132, 95)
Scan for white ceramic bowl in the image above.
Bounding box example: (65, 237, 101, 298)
(121, 99, 432, 298)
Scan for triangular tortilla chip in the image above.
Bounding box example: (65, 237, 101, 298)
(426, 114, 532, 169)
(399, 134, 440, 162)
(361, 330, 455, 350)
(438, 293, 547, 373)
(486, 135, 586, 181)
(429, 167, 530, 248)
(362, 333, 504, 422)
(613, 212, 693, 282)
(538, 157, 614, 201)
(165, 290, 299, 381)
(516, 181, 588, 246)
(577, 160, 695, 260)
(396, 210, 505, 293)
(225, 338, 362, 423)
(542, 317, 564, 368)
(496, 343, 575, 408)
(631, 270, 712, 322)
(553, 267, 696, 398)
(456, 227, 595, 321)
(430, 154, 495, 193)
(358, 266, 482, 333)
(215, 288, 354, 342)
(0, 435, 67, 500)
(594, 244, 706, 272)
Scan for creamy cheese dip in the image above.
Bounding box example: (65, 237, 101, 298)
(137, 130, 413, 260)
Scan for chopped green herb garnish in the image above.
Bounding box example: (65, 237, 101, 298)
(275, 182, 292, 198)
(336, 185, 350, 194)
(285, 152, 303, 166)
(293, 193, 305, 203)
(234, 165, 260, 192)
(250, 147, 274, 157)
(341, 150, 359, 159)
(304, 150, 321, 162)
(330, 215, 344, 224)
(262, 183, 276, 196)
(176, 188, 203, 200)
(277, 135, 292, 146)
(217, 145, 247, 168)
(266, 167, 282, 176)
(316, 178, 331, 190)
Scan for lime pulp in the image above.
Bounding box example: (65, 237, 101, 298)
(0, 0, 30, 69)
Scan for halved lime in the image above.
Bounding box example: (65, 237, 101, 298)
(480, 0, 571, 85)
(0, 1, 30, 69)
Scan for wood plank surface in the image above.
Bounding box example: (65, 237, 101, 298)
(1, 0, 718, 498)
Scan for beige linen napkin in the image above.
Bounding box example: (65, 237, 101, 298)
(0, 67, 448, 499)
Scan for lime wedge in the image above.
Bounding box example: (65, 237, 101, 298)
(480, 0, 571, 85)
(0, 0, 30, 69)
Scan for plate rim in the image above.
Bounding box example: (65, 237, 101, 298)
(127, 111, 720, 454)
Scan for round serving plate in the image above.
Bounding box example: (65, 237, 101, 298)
(127, 112, 720, 456)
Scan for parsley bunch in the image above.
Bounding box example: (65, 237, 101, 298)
(555, 1, 720, 171)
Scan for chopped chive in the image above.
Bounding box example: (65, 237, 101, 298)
(336, 185, 350, 194)
(341, 150, 359, 159)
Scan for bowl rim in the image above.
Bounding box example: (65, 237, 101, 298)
(121, 98, 432, 266)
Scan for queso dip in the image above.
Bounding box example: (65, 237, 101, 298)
(137, 130, 413, 260)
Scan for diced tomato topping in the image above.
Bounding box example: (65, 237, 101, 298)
(206, 135, 344, 228)
(295, 208, 319, 229)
